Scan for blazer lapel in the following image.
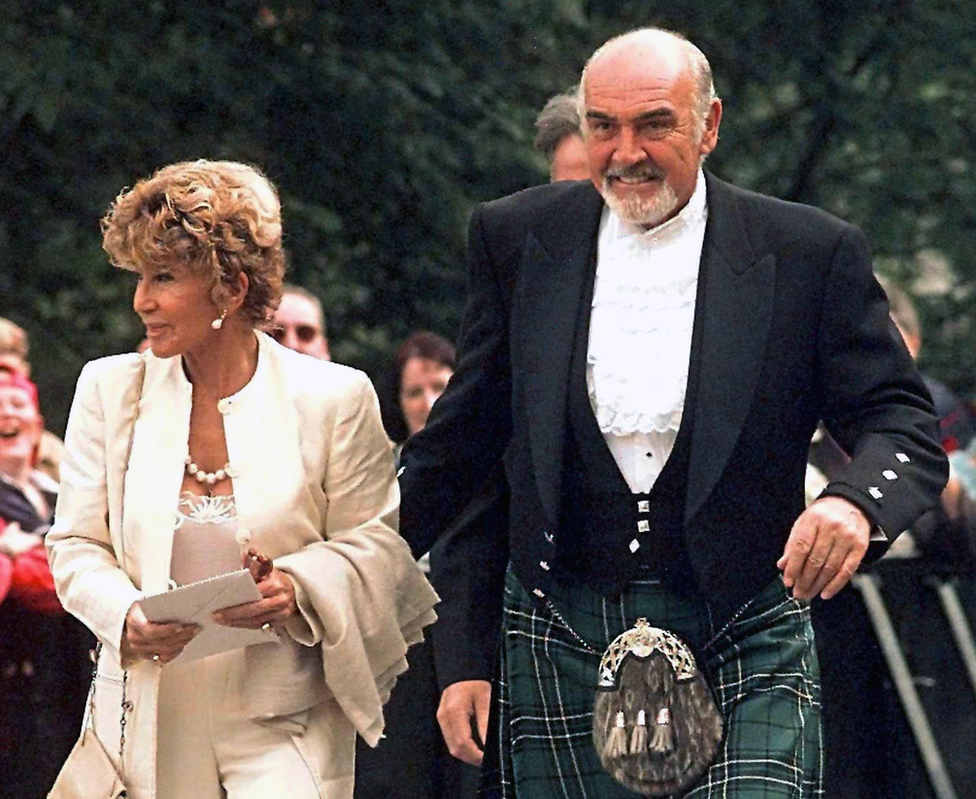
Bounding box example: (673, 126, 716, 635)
(122, 357, 193, 593)
(513, 184, 603, 527)
(685, 176, 776, 523)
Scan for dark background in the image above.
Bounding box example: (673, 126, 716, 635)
(1, 0, 974, 435)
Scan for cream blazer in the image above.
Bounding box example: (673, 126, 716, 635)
(47, 332, 438, 797)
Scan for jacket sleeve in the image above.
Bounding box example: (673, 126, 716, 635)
(272, 372, 438, 746)
(399, 204, 515, 686)
(46, 363, 143, 663)
(399, 204, 514, 558)
(817, 226, 949, 557)
(428, 461, 510, 689)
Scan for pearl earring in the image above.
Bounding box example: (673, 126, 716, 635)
(211, 310, 227, 330)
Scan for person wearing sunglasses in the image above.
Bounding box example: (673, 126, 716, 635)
(270, 284, 330, 360)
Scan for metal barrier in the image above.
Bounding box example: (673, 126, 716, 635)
(853, 572, 960, 799)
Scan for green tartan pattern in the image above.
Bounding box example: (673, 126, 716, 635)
(481, 569, 823, 799)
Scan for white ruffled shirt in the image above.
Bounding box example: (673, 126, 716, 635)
(587, 170, 708, 494)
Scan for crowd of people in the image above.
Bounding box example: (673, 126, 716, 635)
(0, 24, 973, 799)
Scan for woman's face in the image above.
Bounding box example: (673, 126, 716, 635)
(0, 385, 41, 469)
(132, 263, 220, 359)
(399, 356, 453, 437)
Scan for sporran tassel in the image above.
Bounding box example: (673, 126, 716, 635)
(649, 707, 674, 754)
(629, 708, 647, 754)
(605, 711, 629, 760)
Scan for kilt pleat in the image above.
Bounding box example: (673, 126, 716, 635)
(480, 568, 823, 799)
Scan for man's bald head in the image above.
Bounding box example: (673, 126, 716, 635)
(578, 28, 716, 133)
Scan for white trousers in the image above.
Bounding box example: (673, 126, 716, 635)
(154, 650, 323, 799)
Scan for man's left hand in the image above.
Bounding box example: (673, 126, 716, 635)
(777, 496, 871, 601)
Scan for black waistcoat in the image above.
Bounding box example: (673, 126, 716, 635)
(555, 247, 707, 597)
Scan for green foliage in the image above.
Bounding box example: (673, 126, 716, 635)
(1, 0, 974, 434)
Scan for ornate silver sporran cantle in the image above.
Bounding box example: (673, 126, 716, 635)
(593, 618, 724, 796)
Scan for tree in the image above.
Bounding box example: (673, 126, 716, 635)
(2, 0, 973, 433)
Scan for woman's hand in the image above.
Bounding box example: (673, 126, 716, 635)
(213, 551, 297, 629)
(122, 603, 199, 665)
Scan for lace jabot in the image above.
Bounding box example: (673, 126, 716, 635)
(587, 171, 708, 436)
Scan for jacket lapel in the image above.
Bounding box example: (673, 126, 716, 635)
(514, 183, 603, 527)
(685, 175, 776, 523)
(123, 356, 192, 593)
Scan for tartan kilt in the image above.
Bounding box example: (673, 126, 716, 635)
(480, 568, 823, 799)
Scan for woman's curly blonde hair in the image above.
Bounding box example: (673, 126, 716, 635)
(101, 160, 285, 325)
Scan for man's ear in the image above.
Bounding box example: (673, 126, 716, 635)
(700, 98, 722, 156)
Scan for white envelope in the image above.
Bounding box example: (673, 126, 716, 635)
(139, 569, 279, 665)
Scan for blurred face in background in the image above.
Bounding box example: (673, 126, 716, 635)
(0, 383, 42, 473)
(550, 133, 590, 182)
(399, 356, 453, 437)
(272, 293, 330, 360)
(0, 354, 29, 377)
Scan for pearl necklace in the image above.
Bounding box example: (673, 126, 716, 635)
(184, 456, 232, 488)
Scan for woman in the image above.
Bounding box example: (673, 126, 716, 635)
(47, 160, 438, 799)
(356, 332, 478, 799)
(380, 331, 457, 454)
(0, 367, 90, 798)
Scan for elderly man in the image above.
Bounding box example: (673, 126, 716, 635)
(271, 283, 331, 360)
(534, 89, 590, 182)
(400, 28, 947, 798)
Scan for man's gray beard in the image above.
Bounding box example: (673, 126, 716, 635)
(602, 178, 680, 229)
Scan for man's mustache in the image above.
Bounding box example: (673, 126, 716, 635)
(604, 162, 666, 181)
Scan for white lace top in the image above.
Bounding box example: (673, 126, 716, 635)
(587, 171, 708, 493)
(171, 492, 242, 586)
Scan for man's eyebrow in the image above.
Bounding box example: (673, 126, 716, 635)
(585, 108, 677, 124)
(633, 108, 676, 123)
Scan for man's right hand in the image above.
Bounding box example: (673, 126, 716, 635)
(437, 679, 492, 765)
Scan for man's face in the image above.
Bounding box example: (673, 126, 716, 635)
(272, 293, 330, 360)
(550, 133, 590, 182)
(582, 37, 721, 228)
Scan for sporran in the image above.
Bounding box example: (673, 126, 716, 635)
(592, 619, 722, 796)
(545, 591, 753, 797)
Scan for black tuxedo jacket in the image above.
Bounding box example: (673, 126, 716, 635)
(400, 173, 948, 688)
